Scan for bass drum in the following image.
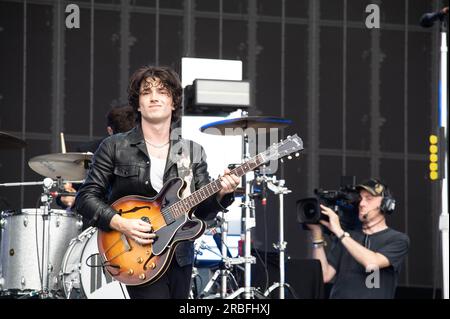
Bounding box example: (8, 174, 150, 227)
(60, 227, 129, 299)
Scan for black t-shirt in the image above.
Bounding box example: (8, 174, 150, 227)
(326, 227, 409, 299)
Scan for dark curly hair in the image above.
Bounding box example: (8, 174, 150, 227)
(127, 65, 182, 124)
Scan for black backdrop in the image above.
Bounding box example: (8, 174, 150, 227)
(0, 0, 445, 292)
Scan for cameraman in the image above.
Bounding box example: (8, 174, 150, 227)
(307, 178, 409, 299)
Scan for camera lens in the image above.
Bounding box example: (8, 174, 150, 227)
(296, 198, 321, 224)
(303, 202, 317, 219)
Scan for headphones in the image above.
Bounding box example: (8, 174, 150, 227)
(371, 179, 396, 215)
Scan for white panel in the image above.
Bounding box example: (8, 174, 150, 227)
(181, 115, 243, 178)
(181, 115, 243, 235)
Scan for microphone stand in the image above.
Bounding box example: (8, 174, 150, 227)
(437, 15, 449, 300)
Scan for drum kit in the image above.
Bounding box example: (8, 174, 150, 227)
(0, 131, 128, 298)
(0, 114, 301, 299)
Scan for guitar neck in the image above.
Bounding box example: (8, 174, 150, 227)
(168, 153, 265, 219)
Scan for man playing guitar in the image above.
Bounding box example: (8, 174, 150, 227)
(74, 65, 240, 299)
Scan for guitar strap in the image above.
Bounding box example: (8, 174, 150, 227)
(176, 140, 193, 200)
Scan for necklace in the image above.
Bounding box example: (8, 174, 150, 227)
(144, 139, 170, 149)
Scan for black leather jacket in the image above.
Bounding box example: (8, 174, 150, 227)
(74, 125, 234, 267)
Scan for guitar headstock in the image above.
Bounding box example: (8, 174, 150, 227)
(260, 134, 304, 163)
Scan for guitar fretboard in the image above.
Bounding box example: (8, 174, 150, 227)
(167, 153, 265, 219)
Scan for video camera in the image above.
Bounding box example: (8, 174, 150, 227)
(296, 176, 361, 230)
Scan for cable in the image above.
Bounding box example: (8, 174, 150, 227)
(85, 253, 103, 268)
(119, 282, 128, 299)
(285, 283, 300, 299)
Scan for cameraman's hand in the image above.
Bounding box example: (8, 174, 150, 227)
(306, 223, 323, 241)
(319, 204, 344, 236)
(306, 223, 322, 233)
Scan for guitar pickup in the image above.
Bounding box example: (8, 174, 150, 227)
(161, 208, 175, 225)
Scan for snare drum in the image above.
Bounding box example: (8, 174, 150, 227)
(0, 208, 82, 294)
(60, 227, 129, 299)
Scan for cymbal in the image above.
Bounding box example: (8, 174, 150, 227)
(0, 131, 27, 149)
(200, 116, 292, 136)
(28, 152, 93, 180)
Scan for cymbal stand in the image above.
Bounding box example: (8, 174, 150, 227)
(0, 179, 84, 187)
(39, 177, 55, 298)
(263, 177, 293, 299)
(225, 131, 258, 299)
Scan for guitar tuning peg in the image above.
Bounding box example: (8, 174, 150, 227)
(287, 155, 292, 160)
(280, 158, 284, 163)
(295, 152, 300, 157)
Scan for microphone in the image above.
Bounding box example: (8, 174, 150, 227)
(362, 206, 380, 220)
(420, 7, 448, 28)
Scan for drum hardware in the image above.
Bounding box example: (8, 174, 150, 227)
(37, 178, 57, 297)
(200, 113, 293, 299)
(0, 179, 84, 188)
(199, 114, 301, 299)
(0, 207, 81, 298)
(195, 214, 242, 299)
(260, 176, 297, 299)
(228, 128, 257, 299)
(0, 178, 83, 298)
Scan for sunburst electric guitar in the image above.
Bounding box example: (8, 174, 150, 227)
(98, 134, 304, 286)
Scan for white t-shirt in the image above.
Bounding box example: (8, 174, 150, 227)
(149, 155, 166, 193)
